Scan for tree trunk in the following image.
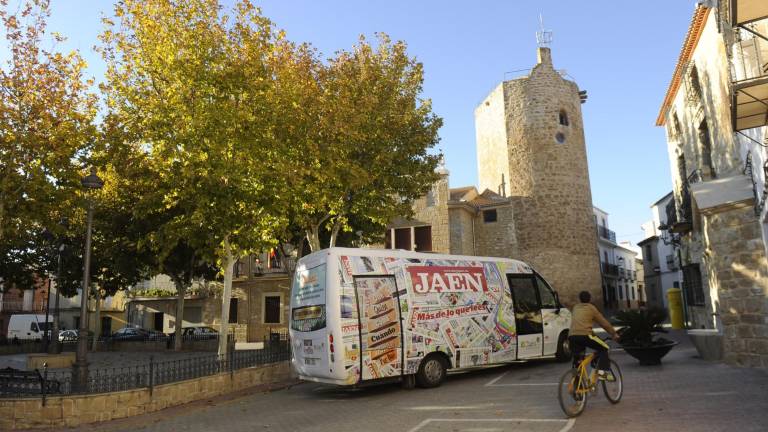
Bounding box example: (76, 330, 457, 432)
(306, 226, 321, 252)
(173, 280, 186, 351)
(329, 221, 342, 248)
(218, 235, 236, 356)
(91, 290, 101, 352)
(0, 199, 4, 242)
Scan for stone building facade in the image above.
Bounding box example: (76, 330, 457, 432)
(656, 3, 768, 368)
(386, 47, 602, 306)
(128, 274, 291, 343)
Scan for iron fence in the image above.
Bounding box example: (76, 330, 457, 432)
(0, 341, 290, 399)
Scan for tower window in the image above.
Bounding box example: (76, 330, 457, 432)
(483, 209, 498, 223)
(555, 132, 566, 144)
(559, 110, 569, 126)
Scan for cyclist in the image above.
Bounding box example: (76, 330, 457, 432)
(569, 291, 620, 381)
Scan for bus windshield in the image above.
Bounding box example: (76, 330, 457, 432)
(291, 264, 327, 332)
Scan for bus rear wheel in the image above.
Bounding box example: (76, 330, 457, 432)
(416, 354, 447, 388)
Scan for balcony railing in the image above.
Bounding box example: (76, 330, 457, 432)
(602, 263, 618, 276)
(251, 257, 296, 276)
(729, 19, 768, 131)
(597, 225, 616, 243)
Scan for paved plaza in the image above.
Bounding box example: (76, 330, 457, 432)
(45, 330, 768, 432)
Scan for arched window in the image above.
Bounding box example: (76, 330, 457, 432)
(559, 110, 569, 126)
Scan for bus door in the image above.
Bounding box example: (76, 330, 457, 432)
(353, 276, 404, 381)
(507, 274, 543, 359)
(534, 273, 561, 356)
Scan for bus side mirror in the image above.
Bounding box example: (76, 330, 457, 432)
(554, 292, 561, 314)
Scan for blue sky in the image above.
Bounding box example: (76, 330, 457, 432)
(30, 1, 696, 245)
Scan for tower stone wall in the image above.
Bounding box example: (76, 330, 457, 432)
(474, 47, 602, 306)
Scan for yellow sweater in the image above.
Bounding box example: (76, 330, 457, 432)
(569, 303, 616, 336)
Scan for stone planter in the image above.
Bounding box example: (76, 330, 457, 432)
(687, 329, 723, 361)
(622, 341, 678, 365)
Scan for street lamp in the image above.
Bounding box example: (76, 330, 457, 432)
(73, 168, 103, 392)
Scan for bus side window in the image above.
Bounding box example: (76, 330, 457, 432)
(30, 322, 38, 332)
(535, 276, 557, 309)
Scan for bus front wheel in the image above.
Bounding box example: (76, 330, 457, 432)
(416, 354, 447, 388)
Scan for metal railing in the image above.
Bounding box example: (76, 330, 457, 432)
(730, 22, 768, 85)
(676, 169, 702, 230)
(602, 263, 618, 276)
(0, 342, 290, 399)
(597, 225, 616, 242)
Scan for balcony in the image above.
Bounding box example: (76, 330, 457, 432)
(602, 263, 619, 277)
(728, 5, 768, 131)
(597, 225, 616, 243)
(234, 255, 297, 279)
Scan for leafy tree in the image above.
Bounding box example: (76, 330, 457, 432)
(285, 34, 443, 251)
(158, 241, 218, 350)
(101, 0, 286, 354)
(0, 0, 97, 290)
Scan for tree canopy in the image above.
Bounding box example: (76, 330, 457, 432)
(0, 0, 97, 291)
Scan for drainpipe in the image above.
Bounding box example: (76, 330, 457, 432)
(677, 248, 690, 329)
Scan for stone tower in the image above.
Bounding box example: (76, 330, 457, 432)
(474, 47, 602, 306)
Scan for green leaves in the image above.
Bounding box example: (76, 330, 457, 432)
(0, 0, 97, 289)
(614, 307, 669, 347)
(274, 33, 443, 251)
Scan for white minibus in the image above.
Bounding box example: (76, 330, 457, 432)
(290, 248, 572, 388)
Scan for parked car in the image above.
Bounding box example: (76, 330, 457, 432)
(110, 327, 151, 341)
(182, 326, 219, 340)
(58, 330, 78, 342)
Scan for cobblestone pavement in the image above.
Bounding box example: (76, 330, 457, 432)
(60, 330, 768, 432)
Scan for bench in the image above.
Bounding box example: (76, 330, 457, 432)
(0, 367, 61, 395)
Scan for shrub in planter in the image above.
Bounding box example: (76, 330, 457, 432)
(614, 307, 677, 365)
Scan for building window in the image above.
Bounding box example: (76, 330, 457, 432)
(559, 110, 569, 126)
(263, 294, 281, 324)
(234, 259, 247, 278)
(394, 228, 411, 250)
(645, 245, 653, 261)
(414, 226, 432, 252)
(671, 111, 682, 139)
(229, 298, 238, 323)
(698, 120, 715, 177)
(686, 63, 702, 103)
(682, 264, 705, 306)
(483, 209, 498, 223)
(426, 189, 435, 207)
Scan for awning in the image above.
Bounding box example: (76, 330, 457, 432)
(732, 0, 768, 26)
(733, 76, 768, 131)
(689, 174, 754, 215)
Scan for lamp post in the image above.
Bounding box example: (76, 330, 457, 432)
(73, 168, 103, 392)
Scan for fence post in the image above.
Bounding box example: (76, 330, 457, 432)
(149, 355, 154, 397)
(229, 335, 234, 380)
(42, 362, 48, 407)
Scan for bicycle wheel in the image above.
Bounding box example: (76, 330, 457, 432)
(602, 359, 623, 404)
(558, 369, 587, 417)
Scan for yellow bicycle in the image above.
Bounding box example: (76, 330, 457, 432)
(557, 337, 623, 417)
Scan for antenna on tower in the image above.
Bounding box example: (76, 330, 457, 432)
(536, 14, 553, 47)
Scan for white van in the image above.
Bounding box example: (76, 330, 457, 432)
(7, 314, 52, 341)
(290, 248, 572, 388)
